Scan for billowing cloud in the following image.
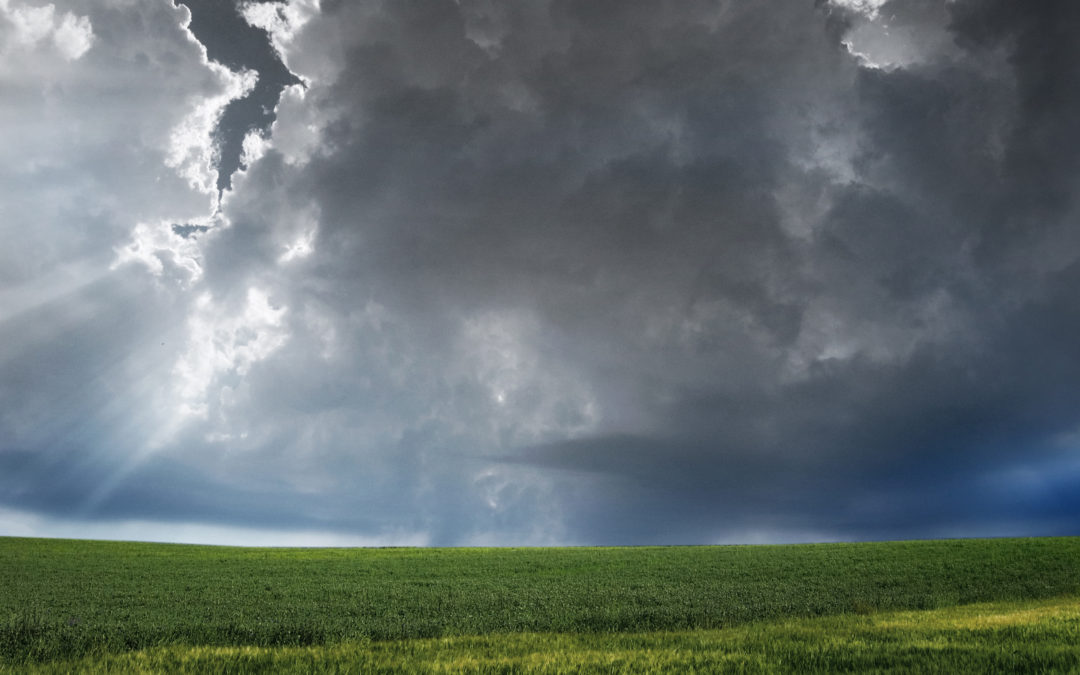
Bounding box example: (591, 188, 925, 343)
(0, 0, 93, 60)
(3, 0, 1080, 545)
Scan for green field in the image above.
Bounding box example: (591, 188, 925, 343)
(2, 536, 1079, 672)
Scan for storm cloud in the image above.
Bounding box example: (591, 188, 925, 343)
(2, 0, 1079, 545)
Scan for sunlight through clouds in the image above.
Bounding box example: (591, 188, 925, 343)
(112, 220, 205, 287)
(4, 0, 1080, 547)
(173, 288, 289, 423)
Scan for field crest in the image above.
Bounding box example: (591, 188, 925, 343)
(2, 536, 1079, 671)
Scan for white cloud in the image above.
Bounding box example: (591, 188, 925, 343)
(278, 220, 317, 263)
(241, 129, 270, 168)
(167, 65, 257, 199)
(52, 9, 92, 59)
(828, 0, 888, 19)
(173, 288, 290, 421)
(833, 0, 956, 71)
(239, 0, 320, 74)
(263, 83, 324, 165)
(3, 1, 55, 45)
(0, 1, 92, 60)
(111, 220, 206, 286)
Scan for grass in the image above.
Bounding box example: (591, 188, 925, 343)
(9, 595, 1080, 673)
(1, 536, 1079, 671)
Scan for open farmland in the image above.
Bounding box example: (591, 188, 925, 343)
(2, 536, 1079, 672)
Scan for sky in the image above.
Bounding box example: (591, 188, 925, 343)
(2, 0, 1079, 547)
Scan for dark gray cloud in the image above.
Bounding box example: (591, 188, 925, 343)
(3, 0, 1080, 545)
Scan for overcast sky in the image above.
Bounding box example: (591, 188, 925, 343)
(2, 0, 1079, 546)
